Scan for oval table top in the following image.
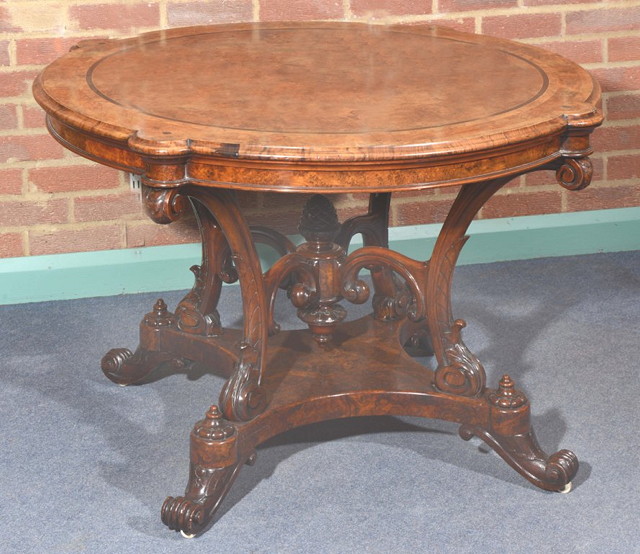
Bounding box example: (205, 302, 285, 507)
(33, 22, 603, 193)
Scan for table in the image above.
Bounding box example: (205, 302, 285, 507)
(33, 22, 603, 538)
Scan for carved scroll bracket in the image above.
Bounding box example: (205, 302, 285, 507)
(341, 246, 428, 322)
(143, 185, 188, 224)
(555, 156, 593, 191)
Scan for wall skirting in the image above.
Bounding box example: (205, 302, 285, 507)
(2, 207, 639, 305)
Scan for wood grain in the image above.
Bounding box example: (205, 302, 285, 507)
(33, 22, 602, 192)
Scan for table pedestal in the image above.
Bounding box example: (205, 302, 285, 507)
(101, 172, 586, 537)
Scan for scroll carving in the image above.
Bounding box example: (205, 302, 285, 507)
(337, 193, 400, 321)
(143, 185, 187, 223)
(176, 265, 222, 336)
(342, 246, 428, 321)
(101, 299, 183, 385)
(174, 200, 230, 336)
(162, 405, 243, 537)
(556, 157, 593, 191)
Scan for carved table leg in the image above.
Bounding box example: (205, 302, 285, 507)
(426, 177, 510, 396)
(162, 406, 249, 537)
(186, 188, 270, 422)
(460, 376, 577, 492)
(173, 200, 229, 336)
(101, 187, 194, 385)
(101, 299, 185, 385)
(112, 177, 588, 538)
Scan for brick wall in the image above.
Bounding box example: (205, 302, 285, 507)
(1, 1, 638, 258)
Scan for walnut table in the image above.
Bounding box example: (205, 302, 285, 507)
(33, 22, 603, 538)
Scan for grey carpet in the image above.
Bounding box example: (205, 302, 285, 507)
(1, 251, 638, 553)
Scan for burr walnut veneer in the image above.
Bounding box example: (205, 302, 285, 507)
(34, 22, 603, 538)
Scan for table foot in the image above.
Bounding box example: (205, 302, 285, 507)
(101, 299, 186, 385)
(459, 375, 578, 491)
(459, 425, 578, 492)
(162, 406, 246, 537)
(161, 462, 243, 538)
(101, 347, 183, 386)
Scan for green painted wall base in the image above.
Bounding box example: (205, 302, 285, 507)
(1, 207, 639, 305)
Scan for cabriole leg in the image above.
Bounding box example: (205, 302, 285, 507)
(186, 188, 270, 422)
(162, 406, 250, 537)
(460, 376, 578, 492)
(426, 178, 510, 396)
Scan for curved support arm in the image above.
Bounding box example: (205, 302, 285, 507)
(263, 253, 318, 334)
(186, 187, 269, 422)
(250, 225, 297, 256)
(342, 246, 428, 321)
(335, 193, 391, 249)
(337, 194, 403, 320)
(174, 199, 229, 336)
(427, 177, 510, 397)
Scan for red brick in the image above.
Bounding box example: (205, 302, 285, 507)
(439, 0, 516, 12)
(533, 39, 603, 65)
(591, 66, 640, 93)
(262, 192, 309, 210)
(74, 192, 142, 222)
(0, 70, 39, 98)
(30, 224, 123, 255)
(482, 13, 562, 40)
(0, 198, 68, 227)
(566, 7, 640, 35)
(480, 190, 562, 219)
(608, 37, 640, 63)
(608, 154, 640, 181)
(244, 208, 299, 235)
(16, 37, 85, 66)
(606, 94, 640, 121)
(0, 104, 18, 130)
(0, 233, 24, 258)
(0, 7, 20, 33)
(22, 105, 46, 129)
(69, 3, 160, 30)
(523, 170, 555, 187)
(592, 125, 640, 153)
(0, 168, 23, 195)
(0, 40, 9, 66)
(235, 190, 261, 211)
(425, 18, 476, 33)
(260, 0, 343, 21)
(0, 134, 65, 163)
(392, 190, 454, 226)
(351, 0, 432, 17)
(126, 220, 200, 248)
(167, 1, 253, 26)
(523, 0, 600, 4)
(566, 184, 640, 212)
(29, 165, 121, 194)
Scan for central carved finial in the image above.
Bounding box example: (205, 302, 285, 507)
(489, 375, 527, 409)
(298, 194, 341, 246)
(193, 405, 236, 441)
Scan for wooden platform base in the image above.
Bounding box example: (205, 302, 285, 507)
(100, 187, 586, 537)
(104, 312, 577, 537)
